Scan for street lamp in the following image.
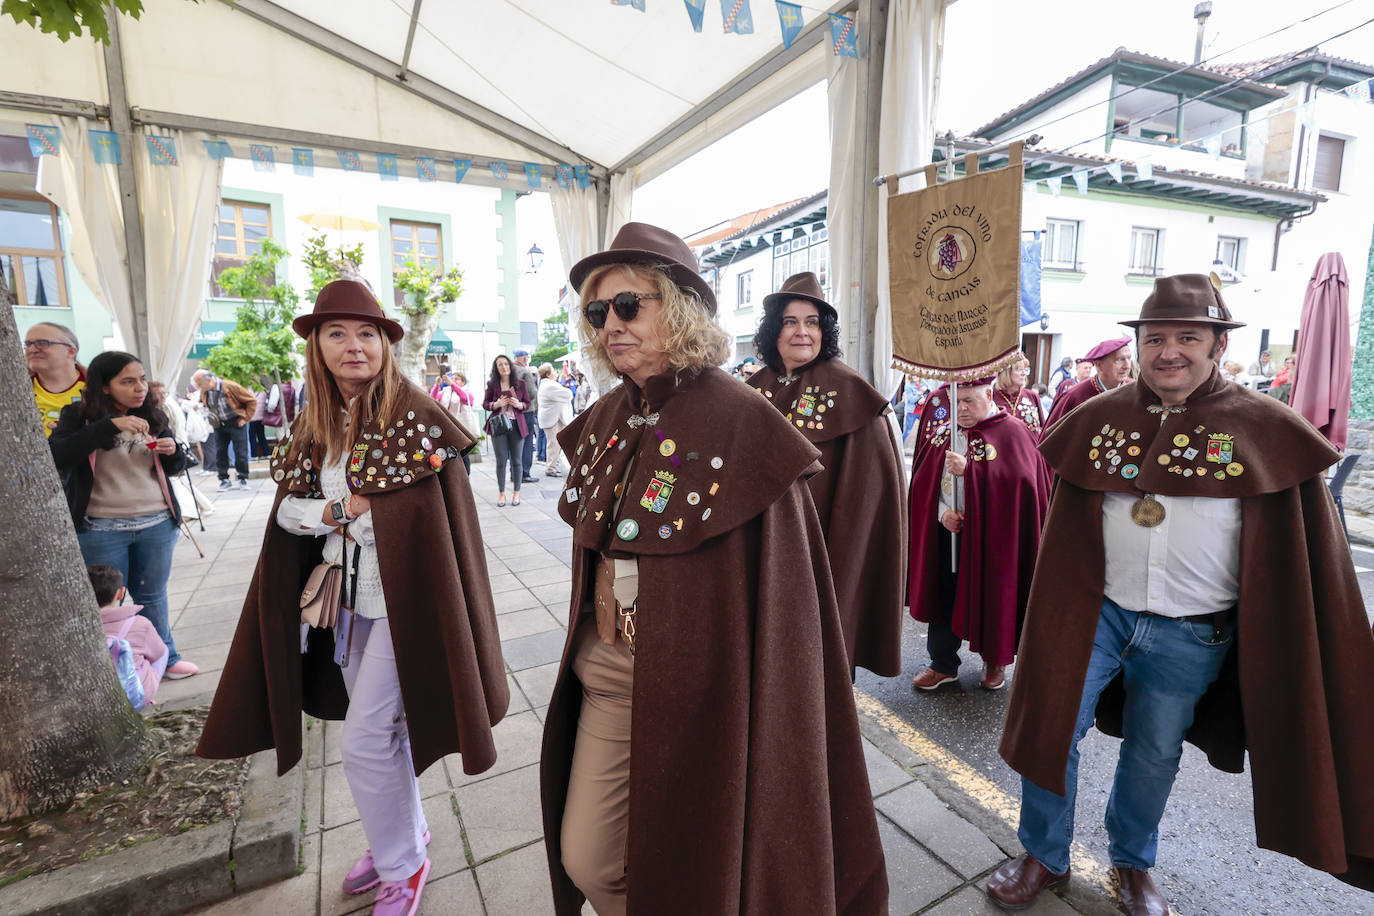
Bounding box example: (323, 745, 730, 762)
(1040, 311, 1050, 331)
(525, 243, 545, 274)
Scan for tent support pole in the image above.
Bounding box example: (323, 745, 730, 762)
(856, 0, 889, 384)
(102, 8, 151, 362)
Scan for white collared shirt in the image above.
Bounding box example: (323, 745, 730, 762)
(938, 403, 998, 521)
(1102, 492, 1241, 617)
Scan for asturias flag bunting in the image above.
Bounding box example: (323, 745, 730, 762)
(292, 147, 314, 176)
(454, 158, 471, 183)
(90, 130, 122, 165)
(338, 150, 362, 171)
(377, 153, 399, 181)
(525, 163, 542, 188)
(684, 0, 706, 32)
(25, 124, 59, 157)
(249, 143, 275, 172)
(202, 139, 233, 160)
(556, 164, 574, 189)
(574, 165, 591, 189)
(490, 161, 509, 181)
(775, 2, 803, 50)
(721, 0, 753, 34)
(416, 157, 437, 182)
(829, 13, 857, 58)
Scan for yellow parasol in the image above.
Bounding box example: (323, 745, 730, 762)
(296, 211, 382, 232)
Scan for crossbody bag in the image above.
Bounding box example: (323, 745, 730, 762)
(299, 528, 362, 667)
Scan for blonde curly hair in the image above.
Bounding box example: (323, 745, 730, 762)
(576, 263, 731, 380)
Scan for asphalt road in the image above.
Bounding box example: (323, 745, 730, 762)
(856, 543, 1374, 916)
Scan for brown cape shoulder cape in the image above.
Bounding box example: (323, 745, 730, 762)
(1001, 370, 1374, 889)
(198, 387, 509, 777)
(541, 367, 888, 915)
(749, 359, 907, 675)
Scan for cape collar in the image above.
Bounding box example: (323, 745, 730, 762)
(748, 357, 889, 444)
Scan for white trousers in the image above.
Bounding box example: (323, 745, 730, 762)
(340, 615, 429, 881)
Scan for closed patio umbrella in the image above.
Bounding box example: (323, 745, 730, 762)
(1290, 252, 1351, 450)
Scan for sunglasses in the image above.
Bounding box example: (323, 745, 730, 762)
(584, 292, 660, 329)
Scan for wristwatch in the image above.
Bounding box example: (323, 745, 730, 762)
(330, 499, 351, 523)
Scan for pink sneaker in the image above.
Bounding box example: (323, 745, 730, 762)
(164, 660, 199, 680)
(372, 859, 430, 916)
(342, 830, 431, 895)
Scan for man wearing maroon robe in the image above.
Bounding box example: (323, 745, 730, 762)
(1045, 336, 1134, 428)
(908, 379, 1050, 691)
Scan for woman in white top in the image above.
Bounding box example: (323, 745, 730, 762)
(536, 363, 574, 477)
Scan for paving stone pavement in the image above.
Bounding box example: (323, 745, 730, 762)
(161, 458, 1086, 915)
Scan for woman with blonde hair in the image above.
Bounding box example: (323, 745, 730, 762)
(199, 279, 508, 916)
(993, 354, 1046, 438)
(540, 223, 887, 915)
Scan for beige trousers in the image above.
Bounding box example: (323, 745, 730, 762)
(561, 618, 634, 916)
(544, 419, 567, 473)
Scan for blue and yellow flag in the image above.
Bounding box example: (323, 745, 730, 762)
(378, 153, 399, 181)
(337, 150, 362, 171)
(490, 161, 509, 181)
(416, 157, 437, 182)
(829, 13, 858, 58)
(775, 1, 802, 49)
(249, 143, 275, 172)
(202, 139, 234, 160)
(26, 124, 59, 157)
(556, 164, 574, 189)
(90, 130, 122, 165)
(575, 165, 591, 190)
(684, 0, 705, 31)
(525, 163, 542, 188)
(146, 136, 178, 166)
(454, 158, 471, 183)
(292, 147, 314, 176)
(721, 0, 753, 33)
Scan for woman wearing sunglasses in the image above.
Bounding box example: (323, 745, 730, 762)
(482, 354, 530, 507)
(747, 272, 907, 679)
(540, 223, 887, 915)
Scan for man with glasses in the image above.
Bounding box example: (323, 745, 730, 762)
(25, 322, 84, 437)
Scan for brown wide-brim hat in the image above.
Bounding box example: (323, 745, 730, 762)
(1119, 273, 1245, 330)
(293, 278, 404, 342)
(569, 222, 717, 315)
(761, 271, 838, 320)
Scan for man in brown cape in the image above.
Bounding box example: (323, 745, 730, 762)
(992, 274, 1374, 915)
(1043, 335, 1134, 429)
(908, 378, 1049, 692)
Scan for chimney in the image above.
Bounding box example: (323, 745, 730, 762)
(1194, 2, 1213, 64)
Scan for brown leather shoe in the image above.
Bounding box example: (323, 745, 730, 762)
(1115, 867, 1169, 916)
(912, 667, 957, 691)
(981, 664, 1007, 690)
(987, 854, 1068, 910)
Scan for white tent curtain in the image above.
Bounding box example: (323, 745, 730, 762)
(136, 125, 224, 385)
(36, 115, 133, 350)
(874, 0, 948, 397)
(826, 40, 864, 377)
(549, 182, 601, 300)
(604, 171, 636, 247)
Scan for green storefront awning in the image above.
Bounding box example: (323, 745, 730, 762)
(427, 327, 453, 355)
(188, 321, 238, 359)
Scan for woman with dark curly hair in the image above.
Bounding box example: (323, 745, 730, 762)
(747, 272, 907, 678)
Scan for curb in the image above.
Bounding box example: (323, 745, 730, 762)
(0, 748, 302, 916)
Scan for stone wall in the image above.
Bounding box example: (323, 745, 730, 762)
(1340, 420, 1374, 515)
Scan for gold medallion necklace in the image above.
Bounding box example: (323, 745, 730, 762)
(1130, 493, 1165, 527)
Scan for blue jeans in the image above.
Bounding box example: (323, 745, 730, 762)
(521, 411, 538, 477)
(536, 427, 547, 462)
(903, 411, 918, 440)
(1018, 597, 1234, 874)
(78, 514, 182, 666)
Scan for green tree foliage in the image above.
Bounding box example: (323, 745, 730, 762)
(2, 0, 199, 43)
(531, 303, 570, 366)
(202, 239, 301, 388)
(1350, 226, 1374, 421)
(301, 230, 364, 302)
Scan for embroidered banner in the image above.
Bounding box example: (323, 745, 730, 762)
(886, 142, 1025, 380)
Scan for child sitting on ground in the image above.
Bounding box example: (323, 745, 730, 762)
(89, 564, 169, 706)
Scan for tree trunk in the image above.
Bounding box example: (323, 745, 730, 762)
(0, 303, 150, 820)
(393, 305, 443, 387)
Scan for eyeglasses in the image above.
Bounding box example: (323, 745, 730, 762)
(23, 339, 74, 351)
(584, 292, 660, 329)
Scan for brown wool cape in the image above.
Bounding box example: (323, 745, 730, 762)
(198, 388, 509, 778)
(749, 358, 907, 676)
(1000, 369, 1374, 889)
(540, 367, 888, 916)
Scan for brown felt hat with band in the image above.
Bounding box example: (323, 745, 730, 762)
(1119, 273, 1245, 330)
(570, 222, 717, 315)
(293, 278, 404, 342)
(761, 271, 838, 320)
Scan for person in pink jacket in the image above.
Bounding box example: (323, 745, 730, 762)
(89, 564, 169, 705)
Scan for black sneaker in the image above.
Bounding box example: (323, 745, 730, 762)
(238, 478, 250, 490)
(217, 480, 232, 491)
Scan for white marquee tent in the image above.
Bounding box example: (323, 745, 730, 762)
(1, 0, 951, 389)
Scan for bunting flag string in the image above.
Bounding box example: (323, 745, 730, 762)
(292, 147, 314, 176)
(490, 161, 509, 181)
(249, 143, 275, 172)
(416, 156, 437, 182)
(1071, 168, 1088, 194)
(611, 0, 646, 9)
(525, 163, 542, 188)
(454, 158, 471, 183)
(1105, 162, 1123, 182)
(555, 164, 574, 189)
(146, 136, 179, 166)
(25, 124, 59, 157)
(377, 153, 399, 181)
(1045, 176, 1062, 197)
(203, 139, 234, 160)
(683, 0, 705, 32)
(776, 1, 802, 50)
(1341, 77, 1372, 101)
(829, 13, 858, 58)
(575, 165, 591, 189)
(90, 130, 122, 165)
(721, 0, 752, 34)
(338, 150, 362, 171)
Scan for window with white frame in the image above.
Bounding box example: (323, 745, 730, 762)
(1215, 236, 1244, 274)
(772, 251, 789, 290)
(736, 270, 753, 308)
(809, 241, 829, 291)
(1042, 219, 1080, 269)
(1128, 227, 1163, 275)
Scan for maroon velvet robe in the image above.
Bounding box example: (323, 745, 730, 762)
(994, 386, 1045, 438)
(1045, 375, 1106, 428)
(907, 410, 1050, 665)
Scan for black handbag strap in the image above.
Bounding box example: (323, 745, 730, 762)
(339, 524, 362, 610)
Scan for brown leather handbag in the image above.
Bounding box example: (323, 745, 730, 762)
(300, 529, 358, 630)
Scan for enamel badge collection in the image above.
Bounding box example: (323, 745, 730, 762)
(565, 416, 726, 543)
(787, 385, 838, 431)
(344, 412, 454, 490)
